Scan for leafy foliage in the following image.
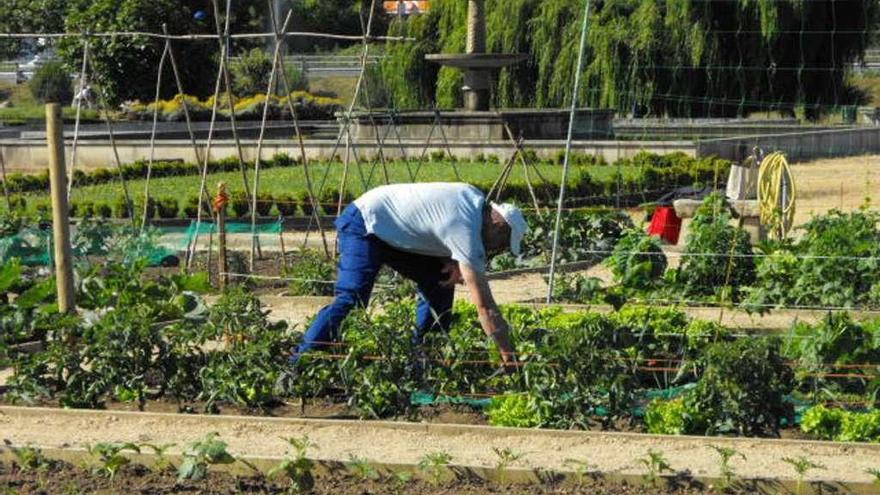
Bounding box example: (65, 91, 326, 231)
(745, 209, 880, 312)
(486, 393, 545, 428)
(178, 432, 235, 481)
(606, 228, 667, 290)
(285, 250, 335, 297)
(684, 337, 794, 436)
(29, 61, 73, 104)
(801, 405, 880, 442)
(268, 436, 316, 493)
(670, 193, 755, 299)
(382, 0, 876, 119)
(59, 0, 217, 103)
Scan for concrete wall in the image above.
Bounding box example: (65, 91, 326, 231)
(0, 138, 697, 174)
(697, 126, 880, 163)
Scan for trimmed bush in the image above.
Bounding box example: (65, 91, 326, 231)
(156, 197, 179, 219)
(229, 192, 249, 218)
(30, 61, 73, 104)
(94, 202, 112, 219)
(275, 194, 298, 216)
(255, 194, 273, 217)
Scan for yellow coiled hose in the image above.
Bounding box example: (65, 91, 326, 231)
(757, 151, 796, 240)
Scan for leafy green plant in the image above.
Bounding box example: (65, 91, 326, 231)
(389, 470, 414, 491)
(671, 193, 754, 299)
(638, 449, 673, 486)
(607, 228, 667, 290)
(87, 442, 140, 479)
(683, 337, 794, 436)
(866, 467, 880, 487)
(268, 436, 316, 494)
(338, 305, 418, 419)
(709, 445, 745, 491)
(347, 455, 380, 481)
(486, 393, 544, 428)
(285, 250, 335, 297)
(418, 450, 452, 485)
(563, 458, 597, 485)
(492, 447, 526, 483)
(30, 61, 73, 104)
(178, 432, 235, 481)
(141, 443, 176, 472)
(782, 456, 826, 495)
(645, 398, 693, 435)
(3, 441, 52, 472)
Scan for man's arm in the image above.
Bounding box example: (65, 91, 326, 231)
(459, 264, 517, 365)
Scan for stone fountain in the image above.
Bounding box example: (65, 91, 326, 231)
(348, 0, 614, 141)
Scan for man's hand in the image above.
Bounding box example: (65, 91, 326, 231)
(459, 264, 518, 367)
(440, 260, 463, 288)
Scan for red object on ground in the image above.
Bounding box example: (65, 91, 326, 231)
(647, 206, 682, 244)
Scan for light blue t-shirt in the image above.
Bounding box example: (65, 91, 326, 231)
(354, 183, 487, 271)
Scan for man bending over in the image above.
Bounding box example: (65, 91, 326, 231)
(276, 182, 528, 392)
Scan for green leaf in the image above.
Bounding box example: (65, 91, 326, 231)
(0, 258, 22, 293)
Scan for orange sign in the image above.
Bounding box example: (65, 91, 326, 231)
(383, 1, 430, 15)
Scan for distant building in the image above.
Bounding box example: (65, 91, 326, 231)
(383, 1, 430, 16)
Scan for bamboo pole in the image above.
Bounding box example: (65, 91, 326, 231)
(46, 103, 75, 313)
(216, 182, 228, 290)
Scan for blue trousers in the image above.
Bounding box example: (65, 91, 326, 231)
(293, 204, 455, 359)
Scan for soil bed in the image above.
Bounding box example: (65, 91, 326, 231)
(0, 462, 710, 495)
(2, 406, 878, 490)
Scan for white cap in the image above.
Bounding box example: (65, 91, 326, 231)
(490, 202, 529, 256)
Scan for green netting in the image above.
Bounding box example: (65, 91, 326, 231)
(0, 219, 284, 267)
(412, 385, 814, 425)
(0, 228, 52, 266)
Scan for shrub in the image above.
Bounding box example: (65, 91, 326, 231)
(229, 193, 249, 218)
(285, 250, 335, 296)
(30, 61, 73, 104)
(275, 195, 298, 216)
(671, 193, 754, 299)
(113, 195, 137, 219)
(271, 152, 296, 168)
(182, 196, 201, 218)
(298, 190, 315, 216)
(606, 228, 667, 290)
(255, 195, 273, 217)
(684, 337, 794, 436)
(94, 202, 112, 219)
(230, 48, 274, 96)
(156, 198, 179, 219)
(74, 200, 95, 218)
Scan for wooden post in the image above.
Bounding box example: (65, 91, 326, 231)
(46, 103, 75, 313)
(216, 182, 228, 290)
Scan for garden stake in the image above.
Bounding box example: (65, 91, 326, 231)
(46, 103, 75, 314)
(547, 0, 592, 303)
(0, 145, 10, 210)
(214, 182, 229, 289)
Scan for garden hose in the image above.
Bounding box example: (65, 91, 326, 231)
(757, 151, 796, 240)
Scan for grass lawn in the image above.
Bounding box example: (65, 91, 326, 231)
(8, 160, 637, 214)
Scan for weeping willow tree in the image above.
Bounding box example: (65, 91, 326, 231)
(381, 0, 878, 119)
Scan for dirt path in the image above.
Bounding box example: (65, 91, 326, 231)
(1, 406, 878, 487)
(791, 154, 880, 226)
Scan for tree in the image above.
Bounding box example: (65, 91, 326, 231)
(382, 0, 879, 119)
(0, 0, 68, 59)
(59, 0, 218, 104)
